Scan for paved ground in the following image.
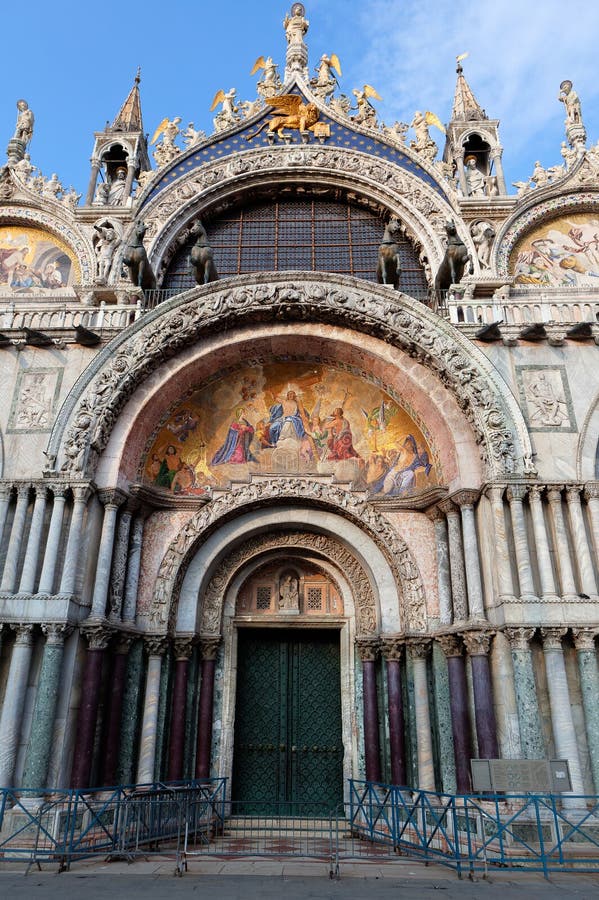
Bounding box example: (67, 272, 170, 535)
(1, 857, 599, 898)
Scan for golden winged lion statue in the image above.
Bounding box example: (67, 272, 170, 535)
(246, 94, 319, 141)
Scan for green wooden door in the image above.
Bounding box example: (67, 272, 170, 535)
(232, 629, 343, 813)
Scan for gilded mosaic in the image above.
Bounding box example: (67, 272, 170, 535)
(141, 363, 438, 498)
(510, 212, 599, 287)
(0, 225, 79, 291)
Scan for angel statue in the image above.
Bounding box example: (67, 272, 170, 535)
(246, 94, 319, 141)
(211, 88, 240, 132)
(151, 116, 182, 167)
(311, 53, 341, 100)
(410, 110, 445, 162)
(251, 56, 281, 99)
(352, 85, 382, 128)
(182, 122, 206, 148)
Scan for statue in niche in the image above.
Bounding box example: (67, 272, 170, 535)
(464, 156, 486, 196)
(94, 223, 120, 281)
(13, 99, 34, 145)
(123, 220, 156, 290)
(107, 167, 128, 205)
(470, 221, 495, 270)
(284, 4, 308, 44)
(279, 574, 299, 611)
(558, 80, 582, 126)
(377, 219, 402, 289)
(524, 371, 569, 427)
(93, 181, 110, 206)
(190, 220, 218, 285)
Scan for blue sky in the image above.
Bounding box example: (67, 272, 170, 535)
(2, 0, 599, 194)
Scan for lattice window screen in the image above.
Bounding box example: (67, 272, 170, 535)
(255, 586, 272, 610)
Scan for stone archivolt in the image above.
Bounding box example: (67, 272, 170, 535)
(51, 273, 529, 479)
(148, 479, 427, 635)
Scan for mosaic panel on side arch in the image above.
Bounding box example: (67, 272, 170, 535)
(140, 362, 439, 499)
(509, 212, 599, 287)
(0, 225, 80, 292)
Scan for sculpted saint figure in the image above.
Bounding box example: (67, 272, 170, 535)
(464, 156, 486, 196)
(107, 167, 128, 205)
(279, 574, 299, 610)
(558, 80, 582, 125)
(284, 4, 308, 44)
(13, 100, 34, 144)
(94, 223, 120, 281)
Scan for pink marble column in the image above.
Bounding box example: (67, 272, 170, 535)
(437, 634, 473, 793)
(168, 637, 194, 782)
(357, 639, 382, 783)
(101, 635, 133, 787)
(195, 637, 221, 780)
(382, 637, 406, 786)
(463, 631, 499, 760)
(71, 624, 113, 789)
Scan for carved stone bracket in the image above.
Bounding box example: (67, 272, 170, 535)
(462, 629, 494, 656)
(356, 638, 380, 662)
(504, 626, 536, 651)
(148, 481, 426, 635)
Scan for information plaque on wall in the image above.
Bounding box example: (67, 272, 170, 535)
(471, 759, 572, 793)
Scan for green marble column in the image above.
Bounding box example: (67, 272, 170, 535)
(183, 646, 200, 779)
(21, 625, 69, 790)
(573, 629, 599, 793)
(505, 627, 545, 758)
(432, 639, 457, 794)
(116, 639, 144, 784)
(154, 647, 172, 782)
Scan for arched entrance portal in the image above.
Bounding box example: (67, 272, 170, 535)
(232, 558, 345, 813)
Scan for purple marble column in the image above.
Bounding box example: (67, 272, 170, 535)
(168, 637, 194, 782)
(463, 631, 499, 760)
(71, 624, 113, 789)
(357, 639, 382, 783)
(382, 637, 406, 786)
(437, 634, 473, 792)
(101, 635, 132, 786)
(195, 637, 221, 780)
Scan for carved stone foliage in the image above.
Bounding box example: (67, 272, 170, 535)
(148, 480, 427, 635)
(140, 145, 461, 273)
(198, 530, 379, 637)
(54, 274, 525, 478)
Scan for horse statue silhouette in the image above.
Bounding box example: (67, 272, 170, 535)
(190, 220, 219, 285)
(122, 221, 156, 290)
(376, 218, 402, 289)
(434, 221, 472, 300)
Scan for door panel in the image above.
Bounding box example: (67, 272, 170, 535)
(232, 629, 343, 813)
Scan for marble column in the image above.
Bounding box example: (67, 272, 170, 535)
(37, 487, 68, 595)
(123, 514, 146, 624)
(485, 485, 515, 600)
(168, 637, 194, 782)
(583, 484, 599, 560)
(90, 489, 127, 618)
(541, 627, 584, 799)
(59, 486, 92, 595)
(463, 631, 499, 760)
(18, 485, 48, 595)
(0, 485, 13, 545)
(116, 639, 144, 784)
(137, 637, 167, 785)
(1, 485, 30, 593)
(431, 639, 456, 794)
(505, 627, 545, 759)
(547, 487, 577, 600)
(439, 500, 468, 623)
(85, 157, 101, 206)
(356, 640, 382, 784)
(124, 159, 137, 201)
(427, 508, 453, 625)
(71, 623, 113, 789)
(453, 491, 485, 620)
(408, 638, 435, 791)
(565, 486, 596, 596)
(21, 624, 71, 790)
(528, 486, 558, 601)
(506, 485, 536, 601)
(437, 634, 472, 793)
(195, 637, 222, 780)
(101, 635, 133, 787)
(0, 624, 34, 787)
(572, 628, 599, 793)
(381, 637, 407, 786)
(108, 508, 133, 621)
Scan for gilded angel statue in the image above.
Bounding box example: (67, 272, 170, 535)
(246, 94, 319, 141)
(311, 53, 342, 100)
(251, 55, 281, 98)
(352, 85, 382, 126)
(151, 116, 182, 167)
(210, 88, 240, 131)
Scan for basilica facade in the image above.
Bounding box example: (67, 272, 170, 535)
(0, 4, 598, 806)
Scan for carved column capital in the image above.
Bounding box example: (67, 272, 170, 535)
(565, 484, 583, 503)
(114, 633, 135, 655)
(81, 621, 114, 650)
(484, 484, 507, 503)
(11, 623, 34, 645)
(436, 633, 463, 658)
(15, 483, 32, 500)
(462, 629, 493, 656)
(571, 628, 598, 652)
(437, 498, 457, 517)
(527, 484, 545, 502)
(97, 488, 128, 509)
(144, 635, 168, 657)
(506, 484, 528, 502)
(504, 626, 536, 651)
(174, 635, 195, 660)
(381, 636, 404, 661)
(71, 484, 94, 504)
(406, 637, 431, 660)
(41, 622, 72, 646)
(451, 489, 480, 509)
(199, 635, 222, 661)
(425, 505, 445, 523)
(546, 486, 564, 504)
(540, 627, 567, 650)
(356, 637, 380, 662)
(584, 483, 599, 501)
(31, 483, 50, 501)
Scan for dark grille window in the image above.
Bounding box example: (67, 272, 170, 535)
(162, 198, 428, 296)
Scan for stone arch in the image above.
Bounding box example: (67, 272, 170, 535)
(0, 425, 4, 478)
(148, 479, 426, 635)
(0, 204, 96, 284)
(577, 389, 599, 479)
(47, 273, 531, 478)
